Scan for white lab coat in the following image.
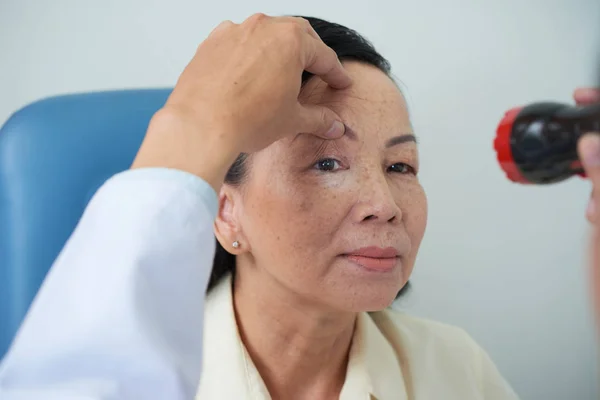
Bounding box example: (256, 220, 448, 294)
(0, 168, 218, 399)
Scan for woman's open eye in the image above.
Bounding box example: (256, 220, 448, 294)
(314, 158, 342, 172)
(388, 162, 416, 175)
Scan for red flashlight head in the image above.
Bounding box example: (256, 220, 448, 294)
(494, 107, 530, 184)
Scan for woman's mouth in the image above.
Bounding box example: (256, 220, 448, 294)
(342, 246, 399, 272)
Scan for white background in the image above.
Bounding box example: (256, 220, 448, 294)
(1, 0, 599, 398)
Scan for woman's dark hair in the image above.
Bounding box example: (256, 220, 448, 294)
(208, 16, 411, 298)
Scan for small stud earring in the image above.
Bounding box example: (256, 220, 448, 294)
(232, 241, 240, 249)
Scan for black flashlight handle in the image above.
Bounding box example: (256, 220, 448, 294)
(509, 103, 600, 184)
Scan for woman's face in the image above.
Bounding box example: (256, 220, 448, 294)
(218, 62, 428, 312)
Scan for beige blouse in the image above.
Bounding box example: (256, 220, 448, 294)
(197, 274, 519, 399)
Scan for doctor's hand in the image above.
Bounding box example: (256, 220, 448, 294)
(132, 14, 352, 190)
(576, 87, 600, 324)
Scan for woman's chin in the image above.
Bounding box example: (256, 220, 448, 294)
(334, 286, 402, 313)
(355, 296, 397, 312)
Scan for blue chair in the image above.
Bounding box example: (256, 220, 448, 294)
(0, 89, 172, 358)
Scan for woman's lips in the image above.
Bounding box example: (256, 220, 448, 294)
(343, 246, 399, 272)
(344, 255, 398, 272)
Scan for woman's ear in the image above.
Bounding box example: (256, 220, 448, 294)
(214, 186, 246, 254)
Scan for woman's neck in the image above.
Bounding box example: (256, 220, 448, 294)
(232, 271, 357, 400)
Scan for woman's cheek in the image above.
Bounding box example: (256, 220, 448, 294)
(292, 172, 356, 213)
(398, 182, 428, 245)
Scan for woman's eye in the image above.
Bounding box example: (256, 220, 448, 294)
(388, 162, 416, 175)
(314, 158, 341, 172)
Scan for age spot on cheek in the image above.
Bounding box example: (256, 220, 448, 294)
(299, 198, 314, 213)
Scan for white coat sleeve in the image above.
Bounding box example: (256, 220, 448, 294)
(0, 168, 218, 400)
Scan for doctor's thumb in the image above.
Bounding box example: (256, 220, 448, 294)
(298, 104, 345, 140)
(579, 133, 600, 222)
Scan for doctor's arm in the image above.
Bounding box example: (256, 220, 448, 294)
(0, 15, 349, 400)
(0, 168, 219, 399)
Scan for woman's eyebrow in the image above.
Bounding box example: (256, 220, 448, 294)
(385, 134, 417, 148)
(344, 125, 417, 147)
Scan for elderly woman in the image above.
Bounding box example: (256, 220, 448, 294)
(196, 16, 510, 399)
(1, 14, 599, 400)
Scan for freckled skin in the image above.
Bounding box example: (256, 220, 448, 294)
(220, 62, 428, 312)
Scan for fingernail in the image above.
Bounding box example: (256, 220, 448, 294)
(326, 120, 345, 138)
(580, 134, 600, 167)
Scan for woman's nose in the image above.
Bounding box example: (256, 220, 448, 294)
(352, 173, 401, 223)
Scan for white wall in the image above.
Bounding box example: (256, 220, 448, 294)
(1, 0, 599, 398)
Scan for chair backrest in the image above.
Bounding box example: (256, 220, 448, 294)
(0, 89, 172, 358)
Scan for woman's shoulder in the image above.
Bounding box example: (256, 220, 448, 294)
(368, 308, 489, 368)
(365, 309, 519, 398)
(371, 308, 478, 347)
